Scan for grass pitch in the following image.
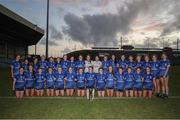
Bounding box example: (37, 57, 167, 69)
(0, 66, 180, 119)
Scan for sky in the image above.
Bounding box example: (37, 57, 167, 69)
(0, 0, 180, 56)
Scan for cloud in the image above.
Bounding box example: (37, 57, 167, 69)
(39, 37, 58, 46)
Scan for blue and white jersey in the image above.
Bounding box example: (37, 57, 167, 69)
(151, 61, 160, 77)
(54, 72, 65, 89)
(115, 73, 124, 83)
(11, 60, 21, 76)
(35, 73, 45, 89)
(22, 63, 28, 72)
(105, 72, 115, 88)
(127, 61, 136, 69)
(117, 60, 127, 70)
(102, 60, 110, 73)
(25, 71, 35, 88)
(159, 59, 170, 77)
(33, 63, 39, 73)
(96, 73, 106, 89)
(70, 61, 76, 73)
(144, 73, 154, 83)
(85, 72, 96, 88)
(124, 72, 134, 82)
(56, 62, 62, 69)
(45, 73, 55, 88)
(65, 72, 76, 89)
(143, 61, 151, 69)
(14, 73, 25, 89)
(61, 60, 70, 72)
(135, 61, 144, 69)
(109, 60, 117, 73)
(134, 73, 143, 83)
(47, 62, 56, 69)
(38, 60, 48, 70)
(76, 73, 86, 88)
(75, 60, 85, 69)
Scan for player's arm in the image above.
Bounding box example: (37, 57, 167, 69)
(13, 77, 16, 91)
(164, 64, 170, 78)
(11, 65, 14, 78)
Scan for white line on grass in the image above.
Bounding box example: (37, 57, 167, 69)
(0, 96, 180, 99)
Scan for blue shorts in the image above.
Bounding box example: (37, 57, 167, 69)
(36, 83, 44, 90)
(152, 70, 159, 79)
(25, 81, 34, 88)
(55, 82, 64, 89)
(116, 83, 125, 91)
(46, 82, 54, 89)
(159, 70, 169, 78)
(66, 82, 75, 89)
(125, 82, 134, 90)
(96, 84, 105, 90)
(133, 82, 143, 90)
(15, 88, 24, 91)
(143, 82, 154, 90)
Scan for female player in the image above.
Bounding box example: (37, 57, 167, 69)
(92, 55, 102, 74)
(69, 56, 76, 74)
(25, 64, 35, 97)
(143, 66, 156, 98)
(151, 54, 160, 97)
(96, 67, 106, 97)
(56, 57, 61, 69)
(75, 55, 85, 71)
(117, 54, 127, 71)
(85, 55, 93, 73)
(143, 55, 151, 70)
(127, 55, 135, 72)
(115, 67, 125, 97)
(76, 68, 86, 96)
(61, 55, 70, 74)
(65, 67, 76, 96)
(105, 66, 115, 97)
(135, 55, 144, 70)
(48, 57, 55, 70)
(35, 68, 45, 96)
(133, 67, 143, 97)
(109, 55, 117, 73)
(13, 67, 25, 99)
(102, 55, 110, 74)
(54, 67, 65, 96)
(45, 67, 55, 96)
(22, 59, 29, 73)
(38, 55, 48, 76)
(33, 57, 39, 73)
(85, 66, 96, 100)
(11, 54, 21, 78)
(159, 53, 170, 98)
(124, 67, 134, 97)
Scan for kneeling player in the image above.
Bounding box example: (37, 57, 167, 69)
(105, 66, 115, 97)
(35, 68, 45, 96)
(76, 68, 86, 96)
(54, 67, 65, 96)
(13, 67, 25, 99)
(143, 67, 156, 98)
(45, 68, 55, 96)
(115, 67, 125, 97)
(25, 65, 35, 97)
(124, 67, 134, 97)
(65, 67, 76, 96)
(96, 68, 106, 97)
(133, 67, 143, 97)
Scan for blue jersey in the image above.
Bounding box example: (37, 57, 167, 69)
(76, 73, 86, 88)
(117, 60, 127, 70)
(46, 73, 55, 88)
(56, 62, 61, 69)
(85, 73, 96, 88)
(22, 63, 28, 72)
(35, 73, 45, 90)
(11, 60, 21, 76)
(115, 73, 125, 90)
(159, 59, 170, 77)
(69, 61, 76, 73)
(143, 61, 151, 69)
(14, 74, 25, 89)
(124, 72, 134, 89)
(75, 60, 85, 69)
(25, 71, 35, 88)
(65, 73, 76, 89)
(133, 73, 143, 90)
(127, 61, 136, 69)
(38, 60, 47, 75)
(109, 60, 117, 73)
(54, 72, 65, 89)
(143, 73, 154, 90)
(33, 63, 39, 73)
(61, 60, 70, 72)
(48, 62, 56, 69)
(105, 72, 115, 89)
(96, 73, 106, 90)
(135, 61, 144, 69)
(102, 60, 110, 73)
(151, 61, 160, 78)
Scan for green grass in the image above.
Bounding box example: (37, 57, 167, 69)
(0, 67, 180, 119)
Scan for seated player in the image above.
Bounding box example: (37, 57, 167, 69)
(133, 67, 143, 97)
(13, 67, 25, 99)
(11, 54, 21, 78)
(85, 66, 96, 100)
(115, 67, 125, 97)
(159, 53, 170, 99)
(143, 66, 156, 98)
(25, 64, 35, 97)
(45, 67, 55, 96)
(151, 54, 160, 97)
(124, 67, 134, 97)
(54, 67, 65, 96)
(65, 67, 76, 96)
(76, 68, 86, 96)
(35, 68, 45, 97)
(102, 55, 110, 74)
(85, 55, 93, 73)
(75, 55, 85, 72)
(105, 66, 115, 97)
(92, 55, 102, 74)
(96, 68, 106, 97)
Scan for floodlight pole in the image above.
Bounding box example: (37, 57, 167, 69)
(46, 0, 49, 58)
(177, 38, 179, 51)
(120, 37, 123, 49)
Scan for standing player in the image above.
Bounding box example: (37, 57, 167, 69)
(76, 68, 86, 96)
(159, 53, 170, 99)
(11, 54, 21, 78)
(124, 67, 134, 97)
(61, 55, 70, 74)
(143, 55, 151, 71)
(117, 55, 127, 72)
(85, 66, 96, 100)
(102, 56, 110, 74)
(75, 55, 85, 71)
(109, 55, 117, 73)
(127, 55, 135, 72)
(151, 54, 160, 97)
(25, 65, 35, 97)
(45, 67, 55, 96)
(22, 59, 29, 73)
(96, 68, 106, 97)
(115, 67, 125, 97)
(135, 55, 144, 70)
(56, 57, 61, 70)
(38, 55, 48, 76)
(143, 66, 156, 98)
(133, 67, 143, 97)
(65, 67, 76, 96)
(13, 67, 25, 99)
(35, 68, 45, 96)
(92, 56, 102, 74)
(33, 57, 39, 73)
(84, 55, 93, 73)
(54, 67, 65, 96)
(48, 57, 56, 70)
(105, 66, 115, 97)
(69, 56, 76, 74)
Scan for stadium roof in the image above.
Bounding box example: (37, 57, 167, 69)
(0, 4, 44, 45)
